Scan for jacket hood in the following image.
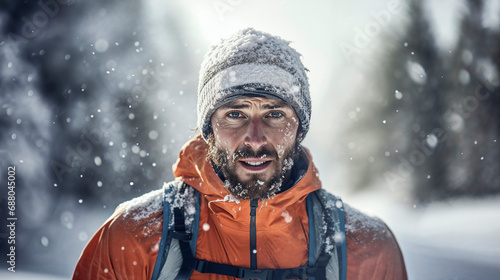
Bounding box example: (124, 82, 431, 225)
(173, 134, 322, 228)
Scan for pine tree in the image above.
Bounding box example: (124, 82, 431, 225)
(371, 0, 448, 202)
(446, 0, 500, 196)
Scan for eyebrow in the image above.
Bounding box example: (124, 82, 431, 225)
(219, 103, 250, 110)
(262, 103, 287, 110)
(220, 101, 289, 110)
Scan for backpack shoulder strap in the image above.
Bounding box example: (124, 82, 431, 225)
(307, 189, 347, 280)
(151, 181, 200, 280)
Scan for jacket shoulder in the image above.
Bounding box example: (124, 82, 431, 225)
(343, 204, 408, 280)
(73, 186, 167, 280)
(99, 186, 167, 253)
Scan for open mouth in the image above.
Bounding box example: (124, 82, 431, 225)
(239, 159, 272, 171)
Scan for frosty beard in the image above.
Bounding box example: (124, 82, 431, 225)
(208, 135, 300, 200)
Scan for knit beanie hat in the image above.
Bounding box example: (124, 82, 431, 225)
(197, 28, 311, 141)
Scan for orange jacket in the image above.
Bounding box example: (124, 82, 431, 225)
(73, 134, 407, 280)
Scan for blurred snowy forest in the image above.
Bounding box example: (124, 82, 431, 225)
(0, 0, 499, 279)
(349, 0, 500, 202)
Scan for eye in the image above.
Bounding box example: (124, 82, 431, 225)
(227, 111, 244, 118)
(267, 111, 284, 118)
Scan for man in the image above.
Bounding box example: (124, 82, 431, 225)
(73, 28, 407, 280)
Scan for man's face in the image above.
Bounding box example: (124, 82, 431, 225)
(209, 97, 301, 200)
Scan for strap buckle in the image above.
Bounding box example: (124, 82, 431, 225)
(238, 268, 270, 280)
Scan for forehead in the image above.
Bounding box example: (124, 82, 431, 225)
(218, 97, 293, 110)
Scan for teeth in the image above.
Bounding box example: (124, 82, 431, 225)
(245, 161, 265, 166)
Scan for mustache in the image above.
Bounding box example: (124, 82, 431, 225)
(232, 146, 278, 162)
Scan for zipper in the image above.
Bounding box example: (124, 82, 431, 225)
(250, 199, 258, 270)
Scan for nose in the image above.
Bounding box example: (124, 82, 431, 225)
(244, 117, 267, 150)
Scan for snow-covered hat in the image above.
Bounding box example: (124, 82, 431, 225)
(197, 28, 311, 141)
